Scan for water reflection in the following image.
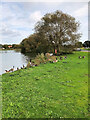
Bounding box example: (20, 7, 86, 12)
(0, 50, 36, 75)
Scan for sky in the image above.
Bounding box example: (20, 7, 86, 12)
(0, 0, 89, 44)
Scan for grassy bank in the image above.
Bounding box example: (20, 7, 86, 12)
(2, 52, 88, 118)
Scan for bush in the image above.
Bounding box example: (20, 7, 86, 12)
(45, 53, 51, 61)
(45, 53, 50, 58)
(26, 53, 57, 67)
(35, 53, 46, 64)
(26, 62, 32, 68)
(33, 59, 41, 66)
(50, 56, 56, 61)
(45, 53, 57, 62)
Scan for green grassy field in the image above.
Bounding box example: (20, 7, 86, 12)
(2, 51, 88, 118)
(81, 48, 90, 51)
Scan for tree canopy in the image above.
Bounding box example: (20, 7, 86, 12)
(35, 10, 81, 53)
(83, 41, 90, 47)
(21, 10, 81, 54)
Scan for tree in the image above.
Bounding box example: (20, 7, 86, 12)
(0, 44, 2, 48)
(75, 42, 83, 48)
(21, 34, 40, 53)
(2, 44, 10, 49)
(83, 41, 90, 47)
(35, 10, 81, 53)
(20, 33, 50, 54)
(12, 44, 21, 49)
(21, 38, 30, 53)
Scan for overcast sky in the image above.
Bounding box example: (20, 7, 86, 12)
(0, 0, 88, 44)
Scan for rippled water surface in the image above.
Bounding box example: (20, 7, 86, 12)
(0, 50, 35, 75)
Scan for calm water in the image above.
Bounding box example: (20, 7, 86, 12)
(0, 50, 35, 75)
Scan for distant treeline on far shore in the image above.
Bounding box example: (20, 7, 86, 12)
(0, 40, 90, 52)
(0, 44, 21, 50)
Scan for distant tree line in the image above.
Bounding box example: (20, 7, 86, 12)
(0, 44, 2, 48)
(83, 41, 90, 48)
(0, 40, 89, 51)
(0, 44, 21, 49)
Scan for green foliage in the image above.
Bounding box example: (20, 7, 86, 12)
(0, 44, 2, 48)
(2, 44, 21, 50)
(35, 10, 81, 53)
(2, 52, 88, 118)
(12, 44, 21, 49)
(27, 53, 57, 67)
(50, 56, 56, 61)
(33, 53, 46, 65)
(33, 59, 41, 66)
(20, 10, 81, 54)
(83, 41, 90, 47)
(75, 42, 83, 48)
(20, 34, 49, 54)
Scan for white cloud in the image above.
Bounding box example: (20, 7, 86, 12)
(74, 4, 88, 17)
(1, 28, 20, 37)
(2, 0, 89, 2)
(29, 11, 42, 22)
(0, 4, 2, 20)
(0, 2, 88, 44)
(0, 23, 21, 37)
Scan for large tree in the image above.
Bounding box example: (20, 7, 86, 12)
(83, 41, 90, 47)
(35, 10, 81, 53)
(21, 34, 37, 53)
(75, 42, 83, 48)
(20, 33, 49, 53)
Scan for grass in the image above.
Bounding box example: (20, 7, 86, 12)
(80, 48, 90, 51)
(84, 48, 90, 51)
(2, 51, 89, 118)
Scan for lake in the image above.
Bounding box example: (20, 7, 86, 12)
(0, 50, 36, 75)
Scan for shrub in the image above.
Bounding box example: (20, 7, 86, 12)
(26, 62, 32, 68)
(50, 56, 56, 61)
(33, 59, 41, 66)
(45, 53, 56, 62)
(26, 53, 57, 67)
(45, 53, 51, 61)
(35, 53, 46, 64)
(45, 53, 50, 58)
